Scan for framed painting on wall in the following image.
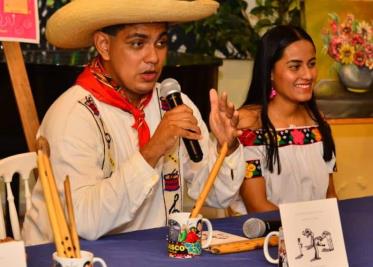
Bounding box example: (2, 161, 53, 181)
(304, 0, 372, 122)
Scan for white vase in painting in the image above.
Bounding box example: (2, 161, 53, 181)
(338, 64, 373, 93)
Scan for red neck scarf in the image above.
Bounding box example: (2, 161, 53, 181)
(76, 57, 152, 148)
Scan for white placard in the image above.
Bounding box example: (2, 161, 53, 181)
(280, 198, 348, 267)
(0, 240, 27, 267)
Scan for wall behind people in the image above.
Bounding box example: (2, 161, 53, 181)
(217, 59, 253, 107)
(331, 124, 373, 199)
(218, 63, 373, 200)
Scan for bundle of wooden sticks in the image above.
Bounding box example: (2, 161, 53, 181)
(36, 136, 80, 258)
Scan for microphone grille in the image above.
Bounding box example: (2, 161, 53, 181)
(242, 218, 266, 239)
(160, 78, 181, 98)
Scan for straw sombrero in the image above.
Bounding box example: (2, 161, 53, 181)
(46, 0, 219, 49)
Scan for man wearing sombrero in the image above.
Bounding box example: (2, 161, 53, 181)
(23, 0, 246, 245)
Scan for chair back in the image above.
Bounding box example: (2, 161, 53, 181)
(0, 152, 37, 240)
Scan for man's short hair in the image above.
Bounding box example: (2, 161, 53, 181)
(101, 24, 127, 36)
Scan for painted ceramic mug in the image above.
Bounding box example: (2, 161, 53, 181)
(52, 250, 107, 267)
(167, 212, 213, 258)
(264, 227, 288, 266)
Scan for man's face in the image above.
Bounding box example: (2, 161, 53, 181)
(100, 23, 168, 103)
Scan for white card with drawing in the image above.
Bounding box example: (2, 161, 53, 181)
(279, 198, 348, 267)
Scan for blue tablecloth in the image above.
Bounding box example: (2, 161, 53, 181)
(26, 196, 373, 267)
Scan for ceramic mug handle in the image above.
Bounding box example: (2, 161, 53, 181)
(93, 257, 107, 267)
(263, 231, 279, 264)
(201, 218, 213, 248)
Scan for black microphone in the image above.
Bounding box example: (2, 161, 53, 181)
(242, 218, 282, 239)
(160, 78, 203, 162)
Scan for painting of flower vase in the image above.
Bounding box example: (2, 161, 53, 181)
(305, 0, 373, 119)
(322, 13, 372, 93)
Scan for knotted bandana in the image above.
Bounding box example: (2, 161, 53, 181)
(76, 57, 152, 147)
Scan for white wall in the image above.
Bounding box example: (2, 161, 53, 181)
(332, 124, 373, 200)
(217, 59, 253, 107)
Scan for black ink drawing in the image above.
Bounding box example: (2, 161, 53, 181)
(322, 230, 334, 252)
(295, 237, 303, 259)
(295, 228, 335, 262)
(303, 228, 322, 261)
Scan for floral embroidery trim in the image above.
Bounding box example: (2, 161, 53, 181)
(239, 126, 322, 147)
(245, 159, 262, 179)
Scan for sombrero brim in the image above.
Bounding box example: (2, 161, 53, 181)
(46, 0, 219, 49)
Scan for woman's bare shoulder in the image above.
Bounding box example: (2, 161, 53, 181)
(238, 105, 262, 129)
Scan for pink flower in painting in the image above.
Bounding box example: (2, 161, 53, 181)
(330, 21, 338, 35)
(365, 43, 373, 58)
(291, 129, 304, 145)
(352, 34, 364, 46)
(327, 37, 343, 60)
(341, 23, 353, 39)
(354, 50, 366, 66)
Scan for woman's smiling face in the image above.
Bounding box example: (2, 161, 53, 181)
(271, 39, 317, 104)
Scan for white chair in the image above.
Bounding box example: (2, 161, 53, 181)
(0, 152, 37, 240)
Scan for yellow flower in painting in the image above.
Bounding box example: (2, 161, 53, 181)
(277, 134, 281, 143)
(339, 44, 355, 64)
(245, 163, 256, 178)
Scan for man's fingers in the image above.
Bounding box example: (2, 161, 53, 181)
(209, 89, 218, 113)
(181, 129, 202, 140)
(225, 101, 236, 119)
(218, 91, 228, 112)
(164, 107, 198, 124)
(167, 119, 201, 136)
(230, 110, 239, 127)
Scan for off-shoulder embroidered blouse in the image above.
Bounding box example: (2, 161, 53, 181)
(230, 125, 336, 214)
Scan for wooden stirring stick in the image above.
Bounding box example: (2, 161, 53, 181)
(37, 136, 76, 258)
(64, 176, 81, 258)
(209, 236, 278, 254)
(190, 142, 228, 218)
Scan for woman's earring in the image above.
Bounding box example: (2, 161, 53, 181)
(270, 86, 277, 99)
